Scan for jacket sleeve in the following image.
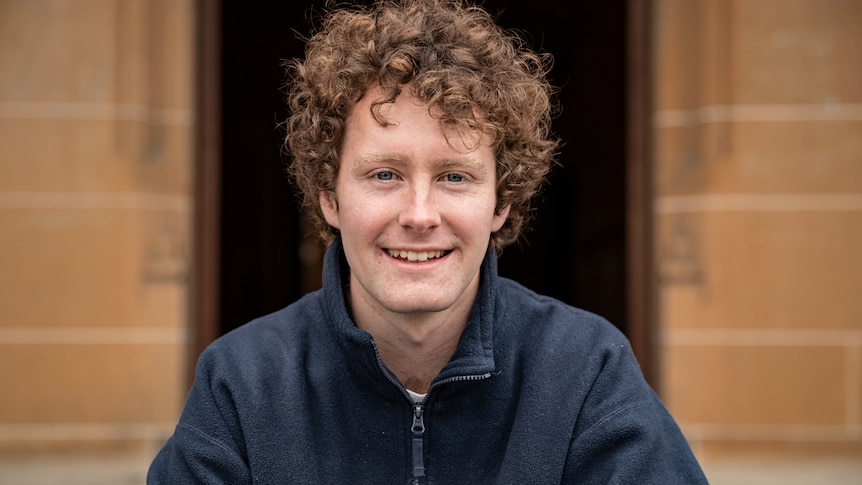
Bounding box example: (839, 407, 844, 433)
(147, 348, 253, 484)
(561, 343, 709, 484)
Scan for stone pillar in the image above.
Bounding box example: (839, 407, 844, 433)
(0, 0, 193, 452)
(653, 0, 862, 461)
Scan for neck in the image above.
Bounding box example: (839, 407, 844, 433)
(354, 305, 472, 394)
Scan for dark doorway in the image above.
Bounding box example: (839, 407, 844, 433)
(215, 0, 629, 341)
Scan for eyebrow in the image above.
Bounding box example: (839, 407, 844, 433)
(352, 153, 488, 175)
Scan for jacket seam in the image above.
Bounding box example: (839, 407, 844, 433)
(570, 399, 651, 447)
(177, 421, 246, 463)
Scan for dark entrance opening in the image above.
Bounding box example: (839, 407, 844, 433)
(215, 0, 629, 348)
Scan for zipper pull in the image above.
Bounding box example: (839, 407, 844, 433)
(411, 403, 426, 482)
(412, 402, 426, 434)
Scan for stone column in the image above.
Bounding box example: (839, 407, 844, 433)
(653, 0, 862, 461)
(0, 0, 194, 453)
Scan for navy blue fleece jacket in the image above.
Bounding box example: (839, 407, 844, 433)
(148, 238, 707, 484)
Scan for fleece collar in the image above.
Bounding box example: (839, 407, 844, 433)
(321, 237, 498, 390)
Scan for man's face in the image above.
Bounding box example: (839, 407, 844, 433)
(320, 86, 508, 324)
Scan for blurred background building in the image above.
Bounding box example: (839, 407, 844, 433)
(0, 0, 192, 464)
(653, 0, 862, 467)
(0, 0, 859, 483)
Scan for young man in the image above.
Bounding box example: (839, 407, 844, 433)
(148, 0, 708, 483)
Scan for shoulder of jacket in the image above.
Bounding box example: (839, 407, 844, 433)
(203, 290, 326, 360)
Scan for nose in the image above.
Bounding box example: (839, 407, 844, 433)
(398, 184, 441, 232)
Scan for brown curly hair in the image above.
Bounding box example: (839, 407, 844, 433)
(283, 0, 559, 252)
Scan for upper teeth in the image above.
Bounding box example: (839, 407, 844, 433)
(387, 249, 445, 262)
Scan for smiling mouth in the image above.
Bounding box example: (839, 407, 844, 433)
(385, 249, 450, 262)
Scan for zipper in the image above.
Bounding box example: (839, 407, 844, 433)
(370, 341, 492, 483)
(410, 402, 426, 484)
(405, 374, 492, 484)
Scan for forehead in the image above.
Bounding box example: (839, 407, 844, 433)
(344, 86, 492, 158)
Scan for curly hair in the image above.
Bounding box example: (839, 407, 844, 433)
(283, 0, 559, 252)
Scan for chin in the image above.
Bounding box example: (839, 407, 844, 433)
(381, 295, 454, 315)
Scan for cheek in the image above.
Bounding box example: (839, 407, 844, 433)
(332, 201, 381, 235)
(446, 199, 507, 234)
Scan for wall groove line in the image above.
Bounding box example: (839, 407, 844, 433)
(0, 191, 190, 212)
(663, 328, 862, 347)
(0, 327, 186, 345)
(685, 423, 862, 442)
(655, 193, 862, 214)
(655, 103, 862, 127)
(0, 423, 174, 442)
(0, 101, 191, 126)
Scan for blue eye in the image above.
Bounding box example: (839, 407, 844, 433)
(445, 173, 464, 183)
(376, 171, 394, 181)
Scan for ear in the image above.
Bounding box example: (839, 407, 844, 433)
(319, 191, 340, 229)
(491, 204, 510, 232)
